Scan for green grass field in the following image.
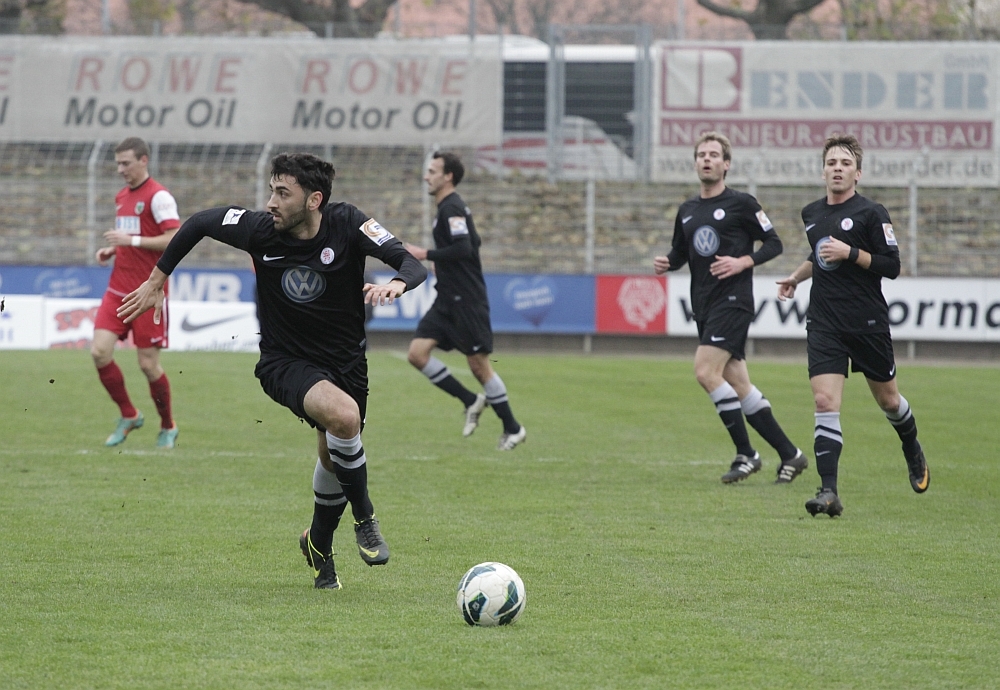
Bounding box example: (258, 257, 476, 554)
(1, 348, 998, 689)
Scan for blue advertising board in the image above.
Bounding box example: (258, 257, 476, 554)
(368, 272, 595, 334)
(0, 265, 257, 302)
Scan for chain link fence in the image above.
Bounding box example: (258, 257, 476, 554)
(1, 139, 998, 277)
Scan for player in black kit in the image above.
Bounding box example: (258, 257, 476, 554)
(404, 151, 526, 450)
(777, 134, 929, 518)
(655, 132, 808, 484)
(118, 153, 427, 588)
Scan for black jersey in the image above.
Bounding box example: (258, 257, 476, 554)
(426, 192, 488, 307)
(666, 187, 782, 320)
(156, 202, 426, 369)
(801, 193, 900, 334)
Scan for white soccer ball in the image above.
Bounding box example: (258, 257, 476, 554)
(456, 562, 526, 627)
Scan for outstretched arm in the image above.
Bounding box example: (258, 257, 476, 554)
(118, 267, 169, 324)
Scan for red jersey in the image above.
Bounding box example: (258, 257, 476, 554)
(108, 177, 180, 296)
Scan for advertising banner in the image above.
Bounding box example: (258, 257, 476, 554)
(0, 265, 255, 301)
(0, 37, 501, 146)
(653, 42, 999, 187)
(0, 295, 44, 349)
(595, 275, 668, 334)
(369, 272, 596, 334)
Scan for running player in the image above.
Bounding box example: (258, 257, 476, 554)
(777, 134, 929, 518)
(119, 153, 427, 588)
(655, 132, 808, 484)
(405, 151, 526, 450)
(93, 137, 180, 449)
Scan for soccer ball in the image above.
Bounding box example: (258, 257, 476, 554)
(456, 562, 526, 627)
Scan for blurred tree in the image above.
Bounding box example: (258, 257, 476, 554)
(1, 0, 64, 33)
(694, 0, 826, 38)
(239, 0, 398, 36)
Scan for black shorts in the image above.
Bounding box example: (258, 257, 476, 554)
(415, 299, 493, 356)
(696, 304, 753, 360)
(254, 354, 369, 431)
(807, 329, 896, 382)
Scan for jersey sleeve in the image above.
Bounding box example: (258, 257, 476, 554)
(745, 198, 783, 266)
(150, 189, 181, 230)
(665, 210, 689, 270)
(155, 206, 262, 275)
(349, 206, 427, 291)
(864, 204, 901, 279)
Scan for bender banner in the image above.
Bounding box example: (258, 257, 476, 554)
(653, 42, 998, 187)
(0, 37, 501, 146)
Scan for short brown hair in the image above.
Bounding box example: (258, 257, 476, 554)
(115, 137, 150, 160)
(433, 151, 465, 186)
(694, 131, 731, 162)
(823, 134, 863, 171)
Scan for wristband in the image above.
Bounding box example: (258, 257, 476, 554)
(848, 246, 859, 263)
(131, 236, 141, 247)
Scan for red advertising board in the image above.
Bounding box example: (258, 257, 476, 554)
(595, 275, 667, 334)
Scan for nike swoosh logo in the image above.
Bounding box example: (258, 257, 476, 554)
(816, 451, 830, 456)
(916, 472, 929, 490)
(710, 336, 725, 342)
(805, 224, 816, 231)
(359, 545, 380, 558)
(262, 254, 285, 261)
(181, 314, 246, 332)
(889, 366, 896, 377)
(682, 215, 693, 224)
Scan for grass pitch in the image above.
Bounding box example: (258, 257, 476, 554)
(1, 349, 998, 689)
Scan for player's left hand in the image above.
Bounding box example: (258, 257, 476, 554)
(103, 230, 135, 247)
(364, 279, 406, 306)
(817, 237, 850, 263)
(118, 270, 168, 324)
(710, 255, 753, 279)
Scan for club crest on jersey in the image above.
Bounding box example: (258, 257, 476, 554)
(693, 225, 721, 257)
(841, 218, 854, 231)
(361, 218, 393, 246)
(282, 267, 326, 303)
(713, 209, 725, 221)
(320, 247, 335, 264)
(815, 236, 842, 271)
(134, 201, 145, 214)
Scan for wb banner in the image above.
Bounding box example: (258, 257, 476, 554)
(0, 37, 501, 146)
(653, 42, 999, 187)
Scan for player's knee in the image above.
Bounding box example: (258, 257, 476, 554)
(322, 404, 361, 438)
(407, 348, 427, 369)
(813, 392, 838, 413)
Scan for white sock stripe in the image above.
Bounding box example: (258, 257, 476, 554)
(326, 432, 367, 469)
(709, 382, 739, 405)
(421, 356, 450, 383)
(814, 428, 843, 443)
(486, 394, 509, 405)
(483, 374, 507, 400)
(741, 386, 771, 416)
(715, 401, 743, 412)
(814, 412, 842, 433)
(886, 395, 911, 422)
(314, 493, 347, 507)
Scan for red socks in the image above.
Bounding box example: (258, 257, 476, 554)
(97, 362, 138, 419)
(149, 373, 173, 429)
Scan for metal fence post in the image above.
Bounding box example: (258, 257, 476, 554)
(86, 140, 104, 266)
(908, 179, 918, 277)
(255, 143, 273, 210)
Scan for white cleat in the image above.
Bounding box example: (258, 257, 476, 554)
(497, 425, 526, 451)
(463, 393, 488, 437)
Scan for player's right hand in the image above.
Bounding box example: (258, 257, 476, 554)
(118, 275, 165, 325)
(653, 255, 670, 275)
(95, 247, 116, 265)
(775, 277, 797, 301)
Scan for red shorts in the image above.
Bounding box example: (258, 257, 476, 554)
(94, 290, 169, 349)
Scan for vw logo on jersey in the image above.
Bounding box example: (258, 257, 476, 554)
(693, 225, 721, 257)
(815, 236, 842, 271)
(282, 266, 326, 303)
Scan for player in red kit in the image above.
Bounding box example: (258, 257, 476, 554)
(92, 137, 182, 448)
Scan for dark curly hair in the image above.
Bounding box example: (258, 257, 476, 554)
(270, 153, 336, 209)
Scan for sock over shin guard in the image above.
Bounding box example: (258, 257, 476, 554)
(741, 386, 798, 461)
(484, 373, 520, 434)
(421, 357, 477, 408)
(97, 361, 138, 418)
(709, 382, 754, 457)
(814, 412, 843, 493)
(326, 431, 374, 521)
(885, 395, 920, 457)
(310, 457, 348, 554)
